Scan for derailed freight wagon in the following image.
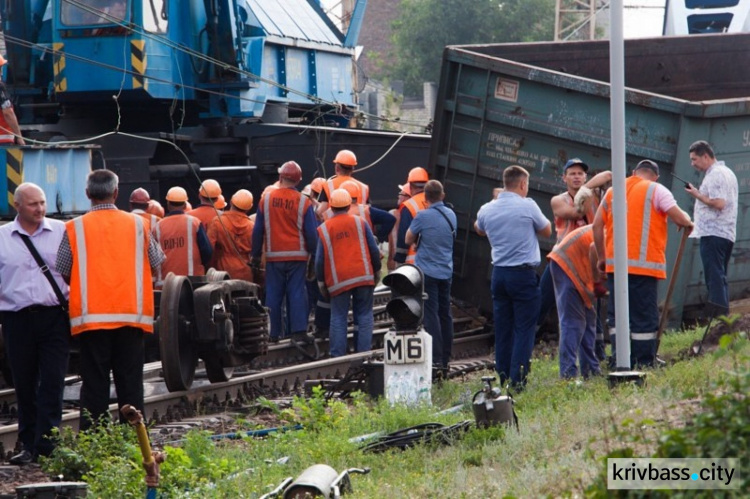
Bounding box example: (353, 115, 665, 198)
(430, 33, 750, 325)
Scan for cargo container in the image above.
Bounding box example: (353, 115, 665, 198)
(430, 33, 750, 325)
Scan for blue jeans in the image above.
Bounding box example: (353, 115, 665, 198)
(700, 236, 733, 315)
(330, 286, 374, 357)
(423, 275, 453, 368)
(607, 273, 658, 367)
(550, 261, 599, 379)
(491, 266, 540, 389)
(265, 261, 309, 339)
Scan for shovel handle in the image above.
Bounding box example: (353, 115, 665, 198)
(656, 228, 690, 345)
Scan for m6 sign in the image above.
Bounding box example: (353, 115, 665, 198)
(385, 333, 425, 364)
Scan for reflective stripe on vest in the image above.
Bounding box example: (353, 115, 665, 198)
(403, 192, 427, 263)
(70, 215, 150, 330)
(318, 216, 374, 295)
(631, 332, 657, 340)
(263, 189, 308, 260)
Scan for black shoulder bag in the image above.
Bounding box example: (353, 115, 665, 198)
(19, 234, 69, 312)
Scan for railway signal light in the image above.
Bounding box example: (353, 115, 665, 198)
(383, 264, 426, 332)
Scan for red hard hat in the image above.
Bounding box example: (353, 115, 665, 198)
(334, 149, 357, 167)
(278, 161, 302, 183)
(330, 188, 352, 209)
(407, 167, 429, 183)
(340, 180, 361, 201)
(199, 179, 222, 198)
(129, 187, 150, 204)
(166, 186, 188, 203)
(310, 177, 326, 194)
(231, 189, 254, 211)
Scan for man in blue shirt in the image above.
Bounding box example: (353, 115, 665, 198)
(475, 165, 551, 390)
(406, 180, 457, 376)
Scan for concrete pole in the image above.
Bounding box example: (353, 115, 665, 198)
(609, 0, 631, 369)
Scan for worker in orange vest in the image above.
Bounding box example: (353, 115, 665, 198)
(55, 170, 165, 429)
(316, 189, 381, 357)
(252, 161, 318, 343)
(388, 184, 411, 271)
(316, 149, 370, 218)
(547, 225, 605, 379)
(394, 167, 430, 265)
(323, 180, 396, 241)
(158, 186, 212, 280)
(129, 187, 160, 233)
(189, 179, 222, 229)
(207, 189, 254, 282)
(593, 160, 693, 367)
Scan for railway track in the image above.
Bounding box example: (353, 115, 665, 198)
(0, 301, 491, 455)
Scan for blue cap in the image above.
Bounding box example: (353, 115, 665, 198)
(564, 158, 589, 172)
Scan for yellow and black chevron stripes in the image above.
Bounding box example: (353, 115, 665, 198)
(6, 148, 23, 209)
(131, 40, 147, 90)
(53, 43, 67, 92)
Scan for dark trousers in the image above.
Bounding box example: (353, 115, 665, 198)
(491, 266, 540, 389)
(607, 273, 658, 367)
(537, 264, 556, 325)
(3, 306, 69, 457)
(423, 275, 453, 368)
(78, 327, 145, 430)
(700, 236, 733, 315)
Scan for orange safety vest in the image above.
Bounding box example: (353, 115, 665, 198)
(601, 176, 668, 278)
(553, 191, 597, 245)
(158, 214, 204, 277)
(188, 204, 218, 230)
(548, 225, 596, 309)
(401, 192, 429, 264)
(317, 214, 375, 296)
(323, 175, 370, 204)
(0, 109, 15, 143)
(66, 210, 154, 335)
(262, 187, 312, 262)
(323, 203, 373, 230)
(207, 210, 254, 281)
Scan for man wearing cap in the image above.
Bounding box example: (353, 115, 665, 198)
(395, 167, 430, 266)
(593, 159, 693, 367)
(316, 189, 381, 357)
(316, 149, 370, 218)
(158, 186, 212, 280)
(252, 161, 318, 343)
(207, 189, 255, 282)
(189, 179, 222, 229)
(684, 140, 738, 317)
(475, 165, 551, 391)
(0, 54, 25, 145)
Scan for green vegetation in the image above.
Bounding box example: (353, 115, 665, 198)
(42, 327, 749, 497)
(381, 0, 555, 97)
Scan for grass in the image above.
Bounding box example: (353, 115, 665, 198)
(170, 326, 748, 498)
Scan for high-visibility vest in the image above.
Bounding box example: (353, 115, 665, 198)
(601, 176, 668, 278)
(262, 187, 311, 262)
(323, 175, 370, 204)
(207, 210, 254, 281)
(401, 192, 428, 264)
(553, 191, 597, 245)
(318, 214, 375, 296)
(323, 204, 373, 230)
(158, 213, 204, 277)
(548, 225, 596, 309)
(66, 210, 154, 335)
(188, 205, 218, 230)
(0, 109, 15, 143)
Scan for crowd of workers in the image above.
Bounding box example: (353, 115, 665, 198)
(0, 137, 738, 465)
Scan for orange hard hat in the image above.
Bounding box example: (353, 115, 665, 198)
(185, 200, 193, 211)
(334, 149, 357, 167)
(330, 188, 352, 209)
(166, 186, 188, 203)
(199, 179, 222, 198)
(310, 177, 326, 194)
(407, 167, 429, 183)
(339, 180, 361, 201)
(231, 189, 254, 211)
(0, 54, 6, 67)
(398, 184, 411, 197)
(146, 200, 164, 218)
(129, 187, 150, 204)
(278, 161, 302, 183)
(214, 195, 227, 210)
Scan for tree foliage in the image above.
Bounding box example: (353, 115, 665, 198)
(383, 0, 555, 96)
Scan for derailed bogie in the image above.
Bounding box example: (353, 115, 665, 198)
(158, 272, 269, 392)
